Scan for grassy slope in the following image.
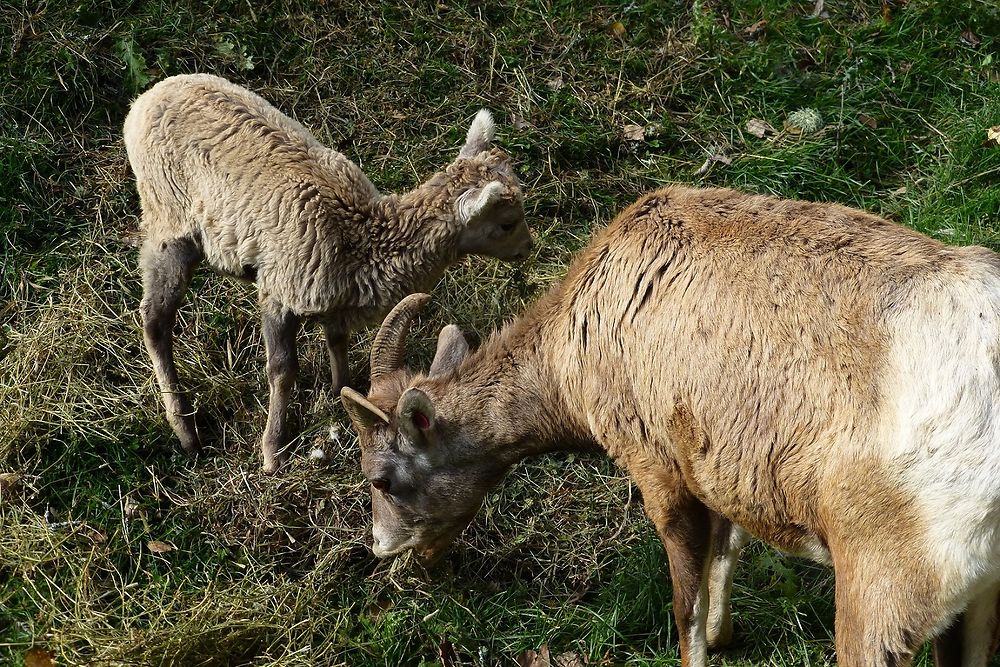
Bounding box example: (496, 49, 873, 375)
(1, 0, 998, 664)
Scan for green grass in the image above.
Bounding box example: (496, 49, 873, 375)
(2, 0, 999, 664)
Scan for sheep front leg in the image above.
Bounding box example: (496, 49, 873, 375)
(631, 463, 713, 667)
(140, 236, 202, 454)
(706, 517, 749, 650)
(260, 300, 301, 473)
(320, 322, 350, 392)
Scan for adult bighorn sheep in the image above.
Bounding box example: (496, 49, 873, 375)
(124, 74, 531, 472)
(342, 185, 1000, 666)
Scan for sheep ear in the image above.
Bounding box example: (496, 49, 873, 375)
(429, 325, 469, 377)
(457, 181, 504, 224)
(398, 388, 436, 444)
(458, 109, 495, 159)
(341, 387, 389, 433)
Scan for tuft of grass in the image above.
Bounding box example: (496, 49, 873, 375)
(2, 0, 999, 665)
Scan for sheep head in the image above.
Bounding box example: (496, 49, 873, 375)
(452, 110, 533, 262)
(341, 294, 505, 564)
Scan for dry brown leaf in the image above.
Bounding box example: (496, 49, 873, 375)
(987, 126, 1000, 146)
(623, 124, 645, 141)
(0, 472, 22, 498)
(858, 113, 878, 129)
(546, 75, 564, 91)
(554, 652, 588, 667)
(961, 30, 981, 48)
(610, 21, 626, 37)
(743, 19, 767, 39)
(517, 645, 551, 667)
(147, 540, 174, 553)
(24, 648, 56, 667)
(512, 113, 531, 130)
(745, 118, 777, 138)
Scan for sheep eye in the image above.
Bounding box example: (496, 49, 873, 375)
(499, 221, 518, 232)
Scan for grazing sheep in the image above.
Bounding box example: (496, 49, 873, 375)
(342, 185, 1000, 666)
(124, 73, 531, 473)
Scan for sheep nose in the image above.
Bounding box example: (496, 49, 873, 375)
(518, 239, 533, 259)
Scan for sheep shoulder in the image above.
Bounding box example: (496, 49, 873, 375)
(544, 185, 1000, 559)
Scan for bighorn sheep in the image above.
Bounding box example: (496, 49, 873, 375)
(124, 74, 531, 472)
(342, 185, 1000, 666)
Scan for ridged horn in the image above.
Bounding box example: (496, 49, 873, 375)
(370, 293, 432, 380)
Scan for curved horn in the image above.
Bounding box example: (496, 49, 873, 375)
(370, 293, 432, 380)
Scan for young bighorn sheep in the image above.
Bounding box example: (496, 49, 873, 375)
(124, 74, 531, 472)
(342, 185, 1000, 666)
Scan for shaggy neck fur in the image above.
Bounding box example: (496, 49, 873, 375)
(429, 288, 596, 468)
(365, 166, 480, 297)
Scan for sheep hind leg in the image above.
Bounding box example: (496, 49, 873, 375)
(705, 517, 749, 650)
(959, 582, 1000, 666)
(932, 582, 1000, 667)
(260, 300, 300, 474)
(140, 236, 203, 454)
(320, 323, 350, 393)
(832, 551, 941, 667)
(933, 614, 964, 667)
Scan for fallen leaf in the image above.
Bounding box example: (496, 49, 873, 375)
(858, 113, 878, 129)
(623, 124, 645, 141)
(745, 118, 777, 138)
(546, 75, 564, 91)
(0, 472, 22, 498)
(743, 19, 767, 39)
(892, 186, 908, 196)
(517, 645, 551, 667)
(512, 113, 532, 130)
(987, 126, 1000, 146)
(555, 652, 588, 667)
(961, 29, 981, 48)
(610, 21, 626, 37)
(147, 540, 174, 553)
(24, 648, 55, 667)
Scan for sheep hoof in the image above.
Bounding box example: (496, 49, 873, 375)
(261, 449, 285, 474)
(178, 433, 202, 455)
(706, 621, 734, 650)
